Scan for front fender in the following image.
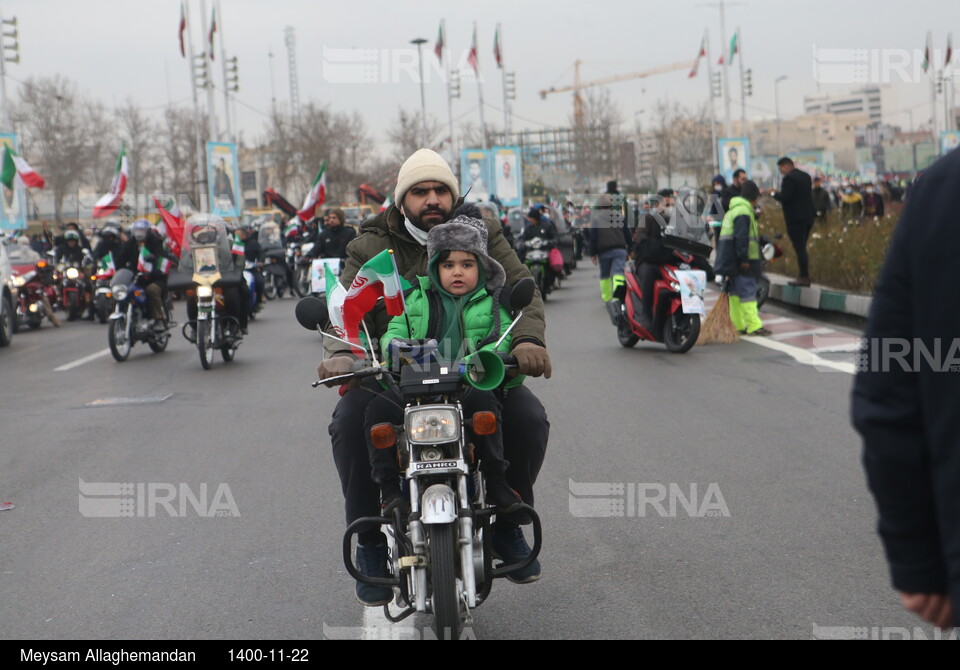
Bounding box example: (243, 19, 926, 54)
(421, 484, 458, 524)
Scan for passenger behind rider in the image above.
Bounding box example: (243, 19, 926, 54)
(118, 220, 173, 331)
(364, 207, 524, 516)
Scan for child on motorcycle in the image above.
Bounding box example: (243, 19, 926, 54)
(363, 206, 524, 514)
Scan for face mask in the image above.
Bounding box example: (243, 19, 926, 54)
(401, 208, 430, 246)
(714, 184, 722, 192)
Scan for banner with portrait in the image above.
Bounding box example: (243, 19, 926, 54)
(206, 142, 241, 218)
(718, 138, 750, 186)
(491, 146, 523, 207)
(460, 149, 491, 203)
(941, 131, 960, 155)
(0, 132, 28, 230)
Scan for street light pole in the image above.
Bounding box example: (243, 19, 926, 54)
(775, 75, 787, 159)
(411, 38, 429, 148)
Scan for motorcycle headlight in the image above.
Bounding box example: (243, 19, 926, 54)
(405, 406, 459, 444)
(65, 267, 80, 280)
(197, 286, 214, 298)
(113, 285, 128, 301)
(11, 273, 29, 287)
(28, 303, 39, 313)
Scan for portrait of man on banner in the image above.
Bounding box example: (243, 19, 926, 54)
(719, 138, 749, 185)
(460, 150, 490, 203)
(206, 142, 241, 218)
(493, 146, 522, 207)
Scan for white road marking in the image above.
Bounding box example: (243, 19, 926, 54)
(741, 335, 857, 375)
(810, 342, 863, 354)
(760, 317, 793, 325)
(770, 327, 834, 341)
(54, 348, 111, 372)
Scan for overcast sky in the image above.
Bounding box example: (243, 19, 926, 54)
(3, 0, 957, 155)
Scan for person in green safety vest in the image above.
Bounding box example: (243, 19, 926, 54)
(713, 180, 771, 336)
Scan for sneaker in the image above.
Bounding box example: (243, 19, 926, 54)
(605, 299, 622, 326)
(354, 543, 393, 607)
(746, 327, 773, 336)
(152, 320, 166, 332)
(491, 522, 541, 584)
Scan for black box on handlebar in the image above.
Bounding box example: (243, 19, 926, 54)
(388, 338, 440, 372)
(389, 338, 462, 395)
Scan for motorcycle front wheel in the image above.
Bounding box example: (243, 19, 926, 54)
(428, 523, 461, 641)
(263, 275, 277, 301)
(663, 312, 701, 354)
(531, 267, 546, 302)
(197, 320, 215, 370)
(108, 315, 131, 361)
(293, 266, 310, 298)
(96, 300, 109, 324)
(66, 292, 81, 321)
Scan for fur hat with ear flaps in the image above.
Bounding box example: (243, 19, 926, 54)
(427, 203, 508, 339)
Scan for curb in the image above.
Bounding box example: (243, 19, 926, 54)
(767, 273, 872, 318)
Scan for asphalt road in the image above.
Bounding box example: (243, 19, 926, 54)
(0, 268, 934, 640)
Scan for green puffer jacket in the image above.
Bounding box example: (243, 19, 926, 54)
(382, 275, 524, 389)
(323, 202, 546, 357)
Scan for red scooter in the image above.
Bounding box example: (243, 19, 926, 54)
(611, 252, 703, 353)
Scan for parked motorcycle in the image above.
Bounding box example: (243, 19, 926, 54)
(296, 279, 543, 640)
(9, 259, 61, 330)
(612, 253, 704, 353)
(107, 268, 174, 362)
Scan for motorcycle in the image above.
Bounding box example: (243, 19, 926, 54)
(522, 236, 559, 300)
(262, 247, 289, 300)
(107, 269, 174, 362)
(612, 252, 704, 354)
(93, 263, 117, 325)
(288, 241, 309, 298)
(9, 259, 61, 330)
(177, 229, 242, 370)
(58, 251, 95, 321)
(295, 279, 543, 640)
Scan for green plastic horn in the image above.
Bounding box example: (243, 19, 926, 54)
(461, 349, 506, 391)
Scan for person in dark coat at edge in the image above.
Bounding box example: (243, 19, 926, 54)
(770, 157, 816, 286)
(852, 146, 960, 631)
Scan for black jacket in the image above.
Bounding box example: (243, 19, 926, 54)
(851, 147, 960, 626)
(311, 225, 356, 260)
(119, 233, 171, 282)
(773, 168, 815, 225)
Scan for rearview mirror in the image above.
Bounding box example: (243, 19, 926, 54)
(510, 277, 535, 313)
(295, 296, 329, 331)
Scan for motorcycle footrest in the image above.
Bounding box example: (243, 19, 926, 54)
(343, 515, 401, 588)
(181, 320, 198, 344)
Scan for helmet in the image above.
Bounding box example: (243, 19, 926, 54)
(131, 219, 151, 242)
(64, 230, 80, 242)
(191, 224, 219, 245)
(101, 227, 119, 239)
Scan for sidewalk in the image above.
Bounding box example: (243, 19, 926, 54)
(766, 272, 872, 319)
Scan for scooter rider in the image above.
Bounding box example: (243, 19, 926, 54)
(316, 149, 552, 605)
(305, 208, 356, 262)
(119, 220, 172, 331)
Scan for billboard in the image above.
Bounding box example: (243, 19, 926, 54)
(206, 142, 241, 218)
(0, 133, 28, 230)
(941, 131, 960, 155)
(718, 137, 750, 185)
(460, 149, 491, 203)
(491, 146, 523, 207)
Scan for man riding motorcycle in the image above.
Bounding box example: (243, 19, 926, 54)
(54, 230, 96, 321)
(119, 220, 173, 331)
(316, 149, 552, 606)
(179, 215, 246, 337)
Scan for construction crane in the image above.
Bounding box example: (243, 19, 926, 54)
(539, 60, 695, 128)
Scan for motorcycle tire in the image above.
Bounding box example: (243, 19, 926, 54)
(0, 294, 13, 346)
(616, 314, 640, 348)
(293, 266, 310, 298)
(263, 276, 277, 301)
(96, 300, 109, 324)
(108, 315, 131, 362)
(663, 312, 701, 354)
(531, 267, 547, 302)
(148, 332, 170, 354)
(27, 317, 41, 330)
(197, 320, 214, 370)
(756, 276, 771, 309)
(66, 292, 81, 321)
(428, 523, 461, 641)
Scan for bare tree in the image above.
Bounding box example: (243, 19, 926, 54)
(391, 108, 442, 163)
(159, 106, 207, 211)
(572, 88, 624, 186)
(116, 100, 158, 206)
(675, 103, 714, 187)
(650, 99, 684, 189)
(12, 76, 90, 222)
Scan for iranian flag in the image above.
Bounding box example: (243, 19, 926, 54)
(93, 145, 128, 219)
(159, 257, 174, 274)
(1, 146, 45, 190)
(434, 21, 444, 61)
(468, 24, 479, 73)
(231, 234, 245, 256)
(137, 246, 154, 273)
(327, 249, 406, 352)
(98, 251, 116, 276)
(494, 24, 502, 68)
(178, 2, 187, 58)
(297, 162, 327, 221)
(208, 5, 217, 60)
(689, 35, 706, 78)
(379, 194, 393, 212)
(923, 31, 933, 72)
(154, 196, 185, 258)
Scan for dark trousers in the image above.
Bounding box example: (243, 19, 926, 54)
(786, 219, 814, 279)
(638, 263, 660, 318)
(330, 382, 548, 543)
(365, 388, 507, 487)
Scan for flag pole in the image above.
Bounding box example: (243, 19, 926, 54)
(183, 1, 208, 212)
(389, 248, 412, 334)
(704, 30, 719, 176)
(216, 0, 233, 143)
(473, 22, 488, 149)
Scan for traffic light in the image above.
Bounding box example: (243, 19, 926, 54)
(226, 56, 239, 93)
(194, 54, 209, 89)
(1, 16, 19, 64)
(711, 71, 722, 98)
(449, 69, 461, 99)
(744, 69, 753, 97)
(505, 71, 516, 100)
